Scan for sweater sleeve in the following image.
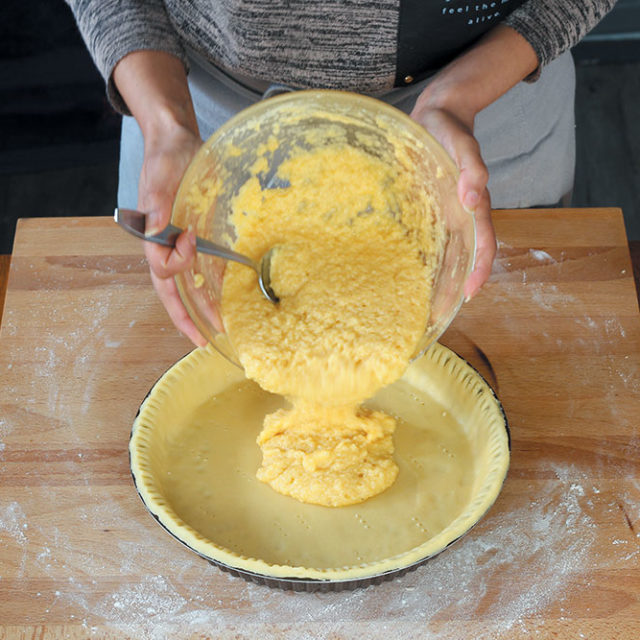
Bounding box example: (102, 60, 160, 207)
(504, 0, 618, 78)
(65, 0, 188, 114)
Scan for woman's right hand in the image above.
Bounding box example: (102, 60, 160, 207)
(138, 122, 209, 347)
(114, 50, 212, 347)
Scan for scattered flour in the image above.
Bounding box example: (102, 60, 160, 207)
(529, 249, 555, 263)
(0, 501, 29, 576)
(0, 417, 11, 456)
(9, 461, 631, 640)
(0, 502, 29, 546)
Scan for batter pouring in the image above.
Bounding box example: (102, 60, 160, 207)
(222, 136, 442, 506)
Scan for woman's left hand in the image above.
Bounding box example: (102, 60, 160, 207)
(410, 101, 496, 300)
(408, 24, 541, 299)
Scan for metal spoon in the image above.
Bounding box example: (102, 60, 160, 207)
(114, 208, 279, 303)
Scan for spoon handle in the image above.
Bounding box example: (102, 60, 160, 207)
(114, 208, 257, 270)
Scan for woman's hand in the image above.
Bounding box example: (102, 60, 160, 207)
(114, 50, 209, 346)
(139, 123, 208, 347)
(410, 102, 495, 300)
(410, 24, 539, 299)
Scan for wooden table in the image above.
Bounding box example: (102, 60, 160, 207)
(1, 209, 639, 639)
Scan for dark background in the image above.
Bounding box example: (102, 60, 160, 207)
(1, 0, 639, 254)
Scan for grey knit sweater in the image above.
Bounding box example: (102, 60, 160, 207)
(66, 0, 616, 114)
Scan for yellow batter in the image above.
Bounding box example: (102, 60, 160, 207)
(222, 142, 442, 506)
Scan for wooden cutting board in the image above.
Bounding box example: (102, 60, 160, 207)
(0, 209, 639, 639)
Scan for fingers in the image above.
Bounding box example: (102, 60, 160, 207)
(138, 154, 179, 233)
(140, 150, 197, 285)
(144, 226, 197, 279)
(415, 108, 489, 213)
(449, 134, 494, 299)
(134, 126, 208, 347)
(144, 228, 209, 347)
(150, 268, 209, 347)
(454, 136, 490, 214)
(144, 208, 170, 237)
(410, 105, 495, 298)
(463, 189, 496, 300)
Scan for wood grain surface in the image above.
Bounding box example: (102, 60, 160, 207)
(0, 255, 10, 326)
(0, 210, 639, 640)
(630, 240, 640, 303)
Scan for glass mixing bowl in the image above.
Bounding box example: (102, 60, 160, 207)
(171, 90, 475, 364)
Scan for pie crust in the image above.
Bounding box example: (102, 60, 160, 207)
(129, 342, 509, 585)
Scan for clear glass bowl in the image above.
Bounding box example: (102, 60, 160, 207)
(172, 90, 475, 364)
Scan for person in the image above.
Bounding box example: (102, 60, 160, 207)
(67, 0, 616, 347)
